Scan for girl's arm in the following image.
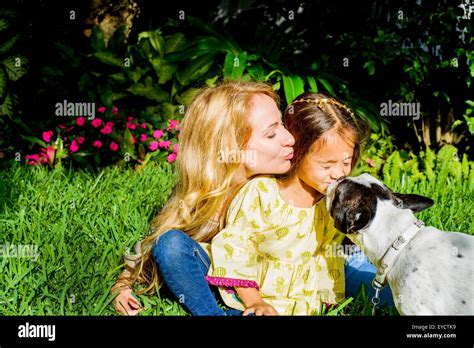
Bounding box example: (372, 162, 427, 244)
(235, 287, 279, 316)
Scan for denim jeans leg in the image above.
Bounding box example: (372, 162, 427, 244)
(344, 247, 396, 308)
(152, 229, 226, 316)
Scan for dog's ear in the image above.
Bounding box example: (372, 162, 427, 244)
(334, 206, 373, 234)
(392, 193, 434, 213)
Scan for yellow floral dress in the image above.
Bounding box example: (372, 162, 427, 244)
(207, 176, 346, 315)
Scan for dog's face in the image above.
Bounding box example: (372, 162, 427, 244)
(326, 174, 434, 234)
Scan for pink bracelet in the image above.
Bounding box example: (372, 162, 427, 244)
(205, 276, 259, 294)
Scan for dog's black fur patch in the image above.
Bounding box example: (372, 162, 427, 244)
(329, 178, 434, 234)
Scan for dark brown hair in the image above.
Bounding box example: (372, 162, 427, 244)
(280, 92, 369, 179)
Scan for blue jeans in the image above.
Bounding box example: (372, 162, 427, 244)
(152, 229, 395, 316)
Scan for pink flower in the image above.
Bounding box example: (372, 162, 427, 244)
(112, 107, 119, 115)
(139, 134, 147, 142)
(166, 119, 179, 131)
(91, 118, 103, 128)
(173, 144, 179, 153)
(100, 122, 114, 135)
(76, 117, 85, 126)
(109, 142, 119, 151)
(98, 106, 106, 113)
(66, 126, 75, 132)
(126, 120, 136, 130)
(58, 124, 67, 129)
(43, 130, 54, 143)
(41, 146, 55, 165)
(70, 140, 79, 153)
(367, 158, 375, 167)
(167, 153, 177, 163)
(158, 140, 171, 149)
(25, 154, 41, 165)
(77, 136, 85, 145)
(153, 129, 164, 139)
(140, 122, 147, 129)
(149, 141, 159, 151)
(92, 140, 102, 149)
(100, 127, 112, 135)
(131, 136, 136, 144)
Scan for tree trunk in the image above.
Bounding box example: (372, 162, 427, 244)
(83, 0, 140, 45)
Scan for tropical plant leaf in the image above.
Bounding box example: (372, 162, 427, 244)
(165, 33, 186, 54)
(247, 63, 265, 81)
(316, 76, 335, 96)
(306, 76, 318, 92)
(107, 25, 126, 52)
(109, 72, 127, 83)
(138, 30, 165, 57)
(150, 57, 176, 84)
(90, 26, 105, 52)
(282, 74, 305, 104)
(0, 67, 6, 100)
(21, 135, 48, 148)
(91, 52, 123, 67)
(223, 51, 247, 80)
(0, 34, 19, 55)
(0, 92, 13, 117)
(0, 18, 8, 31)
(158, 102, 179, 121)
(166, 36, 235, 63)
(2, 56, 27, 81)
(127, 79, 169, 102)
(187, 16, 227, 41)
(176, 53, 215, 86)
(175, 87, 201, 106)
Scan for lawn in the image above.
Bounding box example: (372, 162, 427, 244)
(0, 162, 472, 316)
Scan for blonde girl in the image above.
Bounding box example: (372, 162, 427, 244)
(112, 80, 295, 315)
(207, 92, 395, 315)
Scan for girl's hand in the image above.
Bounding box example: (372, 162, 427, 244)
(243, 300, 279, 316)
(114, 287, 142, 316)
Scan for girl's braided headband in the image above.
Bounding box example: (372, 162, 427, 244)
(292, 97, 355, 118)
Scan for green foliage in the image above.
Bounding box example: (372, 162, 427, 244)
(40, 16, 387, 137)
(380, 145, 473, 188)
(353, 132, 396, 177)
(356, 142, 474, 233)
(336, 0, 473, 150)
(0, 8, 28, 118)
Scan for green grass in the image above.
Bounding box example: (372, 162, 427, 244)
(0, 161, 472, 316)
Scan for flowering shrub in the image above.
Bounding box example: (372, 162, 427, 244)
(25, 106, 181, 169)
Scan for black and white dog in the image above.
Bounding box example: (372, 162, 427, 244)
(326, 173, 474, 315)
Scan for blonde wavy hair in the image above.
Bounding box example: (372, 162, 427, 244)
(125, 80, 278, 295)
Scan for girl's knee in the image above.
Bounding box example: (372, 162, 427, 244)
(152, 229, 188, 263)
